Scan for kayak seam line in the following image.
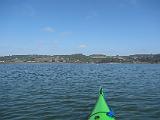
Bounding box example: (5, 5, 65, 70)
(89, 111, 107, 118)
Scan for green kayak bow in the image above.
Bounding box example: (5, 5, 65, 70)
(88, 88, 115, 120)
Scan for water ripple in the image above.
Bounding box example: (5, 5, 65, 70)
(0, 63, 160, 120)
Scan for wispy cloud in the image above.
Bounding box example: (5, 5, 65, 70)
(120, 0, 137, 8)
(12, 4, 36, 17)
(43, 27, 55, 33)
(127, 0, 137, 5)
(60, 31, 72, 37)
(79, 44, 87, 48)
(86, 11, 97, 20)
(24, 4, 35, 16)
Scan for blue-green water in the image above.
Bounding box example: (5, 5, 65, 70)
(0, 63, 160, 120)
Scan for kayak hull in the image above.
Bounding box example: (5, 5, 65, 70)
(88, 88, 115, 120)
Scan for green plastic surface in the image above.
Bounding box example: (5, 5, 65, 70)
(88, 88, 115, 120)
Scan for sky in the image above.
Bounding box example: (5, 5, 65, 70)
(0, 0, 160, 56)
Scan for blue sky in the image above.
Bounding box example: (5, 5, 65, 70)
(0, 0, 160, 56)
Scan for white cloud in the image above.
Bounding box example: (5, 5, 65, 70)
(43, 27, 55, 33)
(79, 44, 87, 48)
(60, 31, 72, 36)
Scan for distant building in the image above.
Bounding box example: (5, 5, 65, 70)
(71, 53, 85, 56)
(90, 54, 107, 58)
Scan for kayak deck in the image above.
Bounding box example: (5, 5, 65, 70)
(88, 88, 115, 120)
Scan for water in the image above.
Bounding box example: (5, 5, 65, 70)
(0, 63, 160, 120)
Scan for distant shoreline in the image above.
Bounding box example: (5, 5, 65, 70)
(0, 62, 159, 65)
(0, 54, 160, 64)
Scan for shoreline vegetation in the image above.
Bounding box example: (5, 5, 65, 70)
(0, 54, 160, 64)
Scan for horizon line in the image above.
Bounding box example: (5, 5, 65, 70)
(0, 53, 160, 57)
